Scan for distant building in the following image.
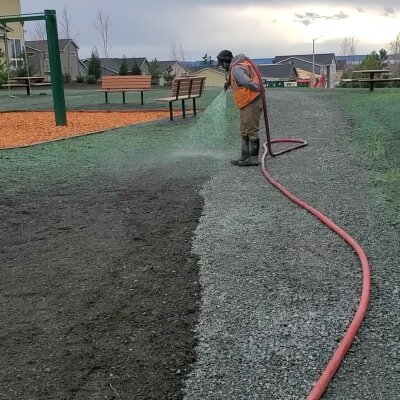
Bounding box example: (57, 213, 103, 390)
(257, 64, 298, 87)
(81, 57, 151, 78)
(0, 0, 24, 68)
(336, 55, 366, 65)
(156, 61, 192, 86)
(25, 39, 81, 81)
(274, 53, 337, 88)
(189, 66, 226, 87)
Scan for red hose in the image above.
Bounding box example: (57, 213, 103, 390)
(243, 57, 371, 398)
(260, 145, 371, 399)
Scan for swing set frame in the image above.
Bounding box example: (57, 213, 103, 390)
(0, 10, 67, 126)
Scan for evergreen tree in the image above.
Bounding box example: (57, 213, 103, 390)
(131, 60, 142, 75)
(202, 53, 212, 67)
(88, 48, 101, 80)
(119, 56, 128, 75)
(163, 66, 176, 86)
(0, 49, 8, 86)
(359, 51, 380, 70)
(149, 58, 160, 85)
(378, 48, 388, 69)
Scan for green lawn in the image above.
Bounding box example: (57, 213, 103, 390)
(333, 89, 400, 222)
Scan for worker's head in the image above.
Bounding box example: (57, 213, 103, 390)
(217, 50, 233, 71)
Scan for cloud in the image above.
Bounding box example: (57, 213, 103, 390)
(380, 7, 396, 17)
(294, 10, 348, 25)
(356, 8, 365, 13)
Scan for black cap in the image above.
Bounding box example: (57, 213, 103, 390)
(216, 50, 233, 67)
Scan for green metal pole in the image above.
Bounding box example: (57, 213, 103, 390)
(45, 10, 67, 126)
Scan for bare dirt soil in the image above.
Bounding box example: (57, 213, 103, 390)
(0, 167, 203, 400)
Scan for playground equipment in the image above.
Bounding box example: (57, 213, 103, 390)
(0, 10, 67, 126)
(245, 57, 371, 399)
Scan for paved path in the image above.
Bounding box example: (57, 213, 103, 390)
(184, 90, 399, 399)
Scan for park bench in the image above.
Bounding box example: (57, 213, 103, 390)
(100, 75, 151, 104)
(3, 77, 51, 95)
(154, 76, 206, 121)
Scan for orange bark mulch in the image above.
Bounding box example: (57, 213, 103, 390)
(0, 111, 175, 149)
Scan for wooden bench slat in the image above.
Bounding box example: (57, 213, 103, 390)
(154, 76, 206, 120)
(101, 75, 151, 90)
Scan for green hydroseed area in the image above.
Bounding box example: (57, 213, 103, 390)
(0, 88, 238, 200)
(332, 89, 400, 222)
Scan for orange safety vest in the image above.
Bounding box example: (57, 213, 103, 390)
(231, 60, 260, 109)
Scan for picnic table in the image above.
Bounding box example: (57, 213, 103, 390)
(4, 76, 51, 95)
(348, 69, 399, 92)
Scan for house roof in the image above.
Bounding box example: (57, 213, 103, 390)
(81, 57, 149, 73)
(191, 66, 226, 76)
(274, 53, 336, 66)
(257, 64, 298, 80)
(157, 61, 191, 74)
(274, 56, 325, 75)
(25, 39, 79, 51)
(252, 58, 274, 65)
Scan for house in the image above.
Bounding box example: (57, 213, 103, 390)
(81, 57, 151, 78)
(25, 39, 80, 81)
(274, 53, 337, 88)
(336, 55, 366, 65)
(0, 0, 24, 68)
(190, 66, 227, 87)
(257, 64, 298, 87)
(156, 61, 191, 85)
(252, 58, 274, 65)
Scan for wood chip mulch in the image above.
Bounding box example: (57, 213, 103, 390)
(0, 111, 174, 149)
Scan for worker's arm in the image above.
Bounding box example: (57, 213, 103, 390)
(232, 66, 259, 91)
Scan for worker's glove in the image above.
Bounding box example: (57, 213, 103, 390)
(224, 81, 231, 91)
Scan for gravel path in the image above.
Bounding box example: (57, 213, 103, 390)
(184, 90, 399, 399)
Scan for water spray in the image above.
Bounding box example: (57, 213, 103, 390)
(243, 57, 371, 399)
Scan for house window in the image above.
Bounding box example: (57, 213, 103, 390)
(11, 39, 22, 59)
(27, 52, 35, 57)
(70, 52, 76, 56)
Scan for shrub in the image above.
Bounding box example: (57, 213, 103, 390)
(76, 75, 85, 83)
(86, 75, 97, 84)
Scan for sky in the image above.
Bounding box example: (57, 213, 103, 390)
(20, 0, 400, 60)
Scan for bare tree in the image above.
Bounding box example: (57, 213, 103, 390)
(349, 37, 357, 64)
(94, 8, 111, 58)
(178, 42, 185, 62)
(340, 37, 351, 57)
(389, 32, 400, 75)
(170, 41, 185, 61)
(59, 6, 79, 40)
(59, 6, 79, 81)
(170, 42, 178, 61)
(28, 21, 46, 41)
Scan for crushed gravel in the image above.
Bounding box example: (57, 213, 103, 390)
(183, 90, 399, 399)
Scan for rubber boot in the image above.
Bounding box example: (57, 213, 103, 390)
(230, 137, 250, 165)
(238, 139, 260, 167)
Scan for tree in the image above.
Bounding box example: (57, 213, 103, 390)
(340, 37, 351, 57)
(388, 32, 400, 75)
(28, 21, 46, 41)
(359, 51, 380, 70)
(163, 66, 176, 86)
(202, 53, 213, 67)
(94, 8, 111, 58)
(131, 60, 142, 75)
(119, 56, 128, 75)
(149, 58, 160, 85)
(378, 48, 388, 69)
(58, 6, 79, 82)
(0, 48, 8, 87)
(88, 48, 101, 80)
(170, 42, 186, 62)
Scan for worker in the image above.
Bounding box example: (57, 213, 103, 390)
(217, 50, 262, 167)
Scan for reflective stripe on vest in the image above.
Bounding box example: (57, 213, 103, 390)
(231, 60, 260, 109)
